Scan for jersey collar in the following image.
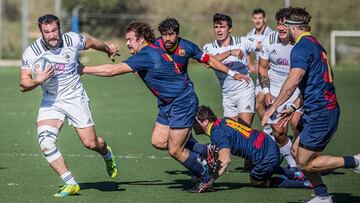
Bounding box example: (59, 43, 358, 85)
(216, 37, 233, 47)
(295, 32, 311, 44)
(206, 122, 214, 137)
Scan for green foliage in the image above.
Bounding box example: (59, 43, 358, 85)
(62, 0, 148, 37)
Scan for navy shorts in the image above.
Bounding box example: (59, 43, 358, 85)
(156, 87, 199, 129)
(297, 107, 340, 152)
(250, 136, 281, 181)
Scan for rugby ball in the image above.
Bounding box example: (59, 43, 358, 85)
(31, 57, 52, 81)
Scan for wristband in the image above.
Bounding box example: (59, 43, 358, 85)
(289, 103, 298, 112)
(262, 87, 270, 94)
(229, 50, 232, 56)
(227, 70, 235, 77)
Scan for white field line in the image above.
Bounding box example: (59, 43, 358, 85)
(1, 152, 171, 160)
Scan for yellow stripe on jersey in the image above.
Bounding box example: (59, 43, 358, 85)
(225, 119, 252, 138)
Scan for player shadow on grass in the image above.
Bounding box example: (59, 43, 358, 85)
(287, 192, 360, 203)
(79, 181, 126, 192)
(164, 170, 252, 191)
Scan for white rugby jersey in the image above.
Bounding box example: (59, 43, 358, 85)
(258, 31, 299, 96)
(22, 32, 86, 102)
(203, 36, 257, 95)
(246, 26, 273, 61)
(246, 26, 273, 42)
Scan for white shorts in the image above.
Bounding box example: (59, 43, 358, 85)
(37, 95, 94, 128)
(222, 84, 255, 118)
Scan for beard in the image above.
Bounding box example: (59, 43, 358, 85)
(43, 34, 62, 49)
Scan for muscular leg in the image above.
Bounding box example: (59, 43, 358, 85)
(271, 123, 297, 168)
(289, 111, 302, 135)
(75, 126, 107, 155)
(151, 122, 170, 150)
(168, 128, 211, 181)
(255, 93, 266, 119)
(236, 112, 254, 126)
(168, 128, 191, 162)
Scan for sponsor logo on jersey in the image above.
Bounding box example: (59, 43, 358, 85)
(276, 58, 289, 65)
(178, 49, 186, 56)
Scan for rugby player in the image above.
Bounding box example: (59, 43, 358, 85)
(262, 7, 360, 203)
(258, 7, 299, 169)
(246, 8, 273, 136)
(19, 14, 119, 197)
(193, 105, 313, 191)
(203, 13, 260, 126)
(81, 21, 246, 193)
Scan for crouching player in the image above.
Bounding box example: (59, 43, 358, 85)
(193, 105, 313, 191)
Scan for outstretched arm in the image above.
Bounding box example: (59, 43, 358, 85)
(82, 62, 133, 77)
(206, 55, 251, 83)
(261, 68, 305, 126)
(213, 148, 232, 179)
(84, 36, 119, 62)
(212, 49, 244, 62)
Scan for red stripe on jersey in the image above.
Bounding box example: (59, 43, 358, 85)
(324, 90, 337, 110)
(213, 118, 222, 126)
(253, 132, 266, 149)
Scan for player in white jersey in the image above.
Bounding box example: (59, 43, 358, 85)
(203, 13, 259, 126)
(246, 8, 273, 136)
(258, 8, 302, 170)
(19, 14, 119, 197)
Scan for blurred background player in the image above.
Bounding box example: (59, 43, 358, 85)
(19, 14, 119, 197)
(258, 8, 300, 170)
(203, 13, 258, 126)
(246, 8, 273, 136)
(262, 7, 360, 203)
(81, 21, 246, 193)
(193, 105, 313, 191)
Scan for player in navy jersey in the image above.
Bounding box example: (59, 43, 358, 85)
(81, 21, 246, 193)
(262, 7, 360, 203)
(193, 105, 313, 190)
(152, 18, 250, 171)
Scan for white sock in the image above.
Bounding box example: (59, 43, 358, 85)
(102, 150, 112, 161)
(280, 138, 297, 168)
(60, 171, 77, 185)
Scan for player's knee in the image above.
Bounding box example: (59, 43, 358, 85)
(297, 159, 312, 172)
(82, 139, 98, 150)
(168, 146, 182, 159)
(151, 138, 168, 150)
(38, 125, 61, 163)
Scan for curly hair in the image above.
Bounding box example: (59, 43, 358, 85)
(275, 7, 290, 22)
(158, 17, 180, 35)
(126, 21, 155, 43)
(196, 105, 217, 122)
(285, 7, 312, 31)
